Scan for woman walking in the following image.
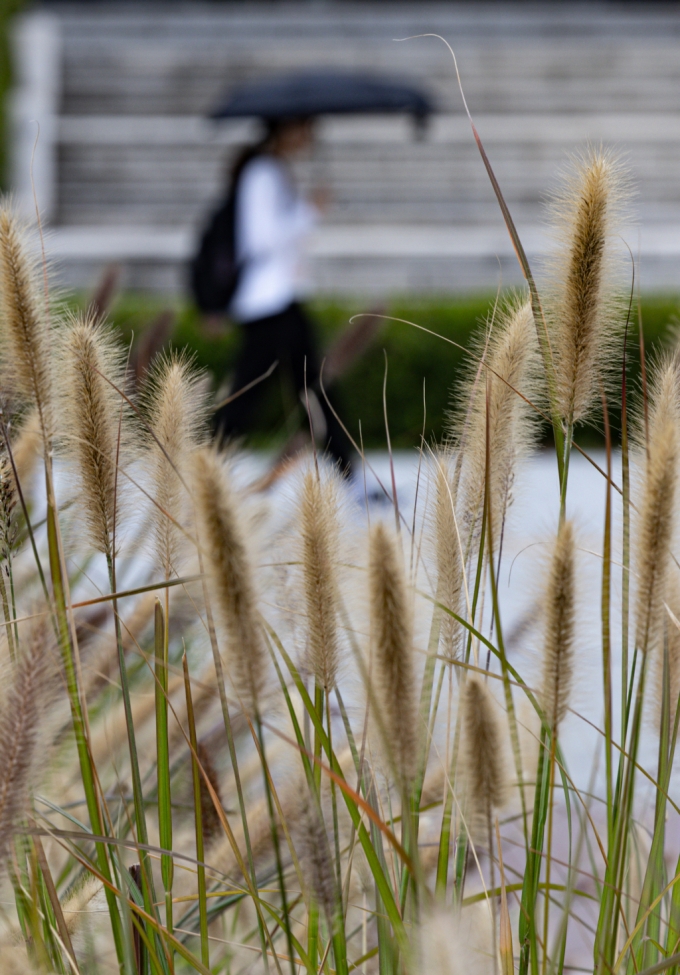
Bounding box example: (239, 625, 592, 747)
(200, 116, 350, 472)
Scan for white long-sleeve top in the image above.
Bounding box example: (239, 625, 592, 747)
(229, 154, 317, 323)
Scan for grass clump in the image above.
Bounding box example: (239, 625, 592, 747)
(2, 140, 680, 975)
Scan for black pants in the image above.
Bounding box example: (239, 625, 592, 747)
(213, 302, 350, 470)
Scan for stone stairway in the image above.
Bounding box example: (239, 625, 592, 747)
(10, 2, 680, 294)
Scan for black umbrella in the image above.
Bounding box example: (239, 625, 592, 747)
(210, 70, 433, 123)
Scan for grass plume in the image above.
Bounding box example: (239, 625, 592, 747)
(298, 467, 341, 690)
(546, 148, 628, 426)
(634, 356, 680, 653)
(193, 447, 266, 709)
(197, 742, 223, 846)
(541, 520, 576, 731)
(294, 794, 339, 927)
(453, 296, 537, 549)
(369, 522, 417, 784)
(0, 208, 52, 441)
(0, 617, 52, 865)
(431, 451, 464, 660)
(461, 676, 508, 832)
(58, 313, 131, 559)
(142, 349, 208, 578)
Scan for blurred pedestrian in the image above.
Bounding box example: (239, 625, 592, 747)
(193, 116, 350, 472)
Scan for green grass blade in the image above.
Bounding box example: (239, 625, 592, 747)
(154, 600, 173, 941)
(182, 652, 209, 968)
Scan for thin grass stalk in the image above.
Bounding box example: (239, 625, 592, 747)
(596, 658, 649, 974)
(0, 562, 15, 662)
(325, 687, 344, 922)
(153, 600, 173, 945)
(484, 403, 529, 841)
(254, 713, 298, 975)
(26, 843, 53, 971)
(597, 357, 680, 972)
(442, 499, 490, 902)
(60, 315, 161, 953)
(269, 630, 410, 955)
(665, 689, 680, 968)
(195, 561, 275, 975)
(182, 653, 209, 968)
(445, 63, 567, 485)
(401, 609, 442, 911)
(334, 680, 397, 973)
(35, 864, 68, 974)
(0, 415, 50, 610)
(621, 277, 634, 750)
(307, 682, 324, 970)
(519, 725, 551, 975)
(190, 450, 275, 968)
(31, 831, 79, 973)
(629, 639, 675, 973)
(107, 550, 161, 956)
(44, 490, 128, 969)
(601, 390, 614, 849)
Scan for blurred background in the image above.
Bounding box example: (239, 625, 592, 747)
(2, 0, 680, 448)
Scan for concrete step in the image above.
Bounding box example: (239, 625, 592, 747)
(11, 2, 680, 293)
(44, 221, 679, 295)
(54, 113, 680, 228)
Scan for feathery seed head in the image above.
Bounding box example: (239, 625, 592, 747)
(461, 677, 508, 830)
(634, 356, 680, 653)
(0, 443, 17, 567)
(62, 874, 102, 937)
(431, 452, 464, 661)
(299, 467, 341, 690)
(369, 522, 417, 785)
(7, 408, 41, 501)
(0, 616, 53, 866)
(541, 520, 576, 731)
(0, 207, 52, 441)
(413, 906, 495, 975)
(193, 447, 266, 709)
(143, 350, 209, 577)
(546, 148, 628, 425)
(656, 577, 680, 720)
(197, 742, 224, 846)
(293, 793, 339, 927)
(452, 296, 538, 552)
(59, 313, 132, 558)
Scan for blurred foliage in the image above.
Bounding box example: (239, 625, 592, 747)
(85, 290, 680, 450)
(0, 0, 24, 190)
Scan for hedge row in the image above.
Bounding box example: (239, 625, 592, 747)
(100, 293, 680, 450)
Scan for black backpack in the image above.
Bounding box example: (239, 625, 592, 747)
(189, 148, 265, 314)
(189, 193, 240, 314)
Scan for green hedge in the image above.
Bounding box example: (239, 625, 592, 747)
(0, 1, 24, 190)
(99, 292, 680, 450)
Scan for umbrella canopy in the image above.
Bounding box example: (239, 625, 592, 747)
(211, 70, 433, 122)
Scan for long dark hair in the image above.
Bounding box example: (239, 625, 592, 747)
(226, 116, 309, 193)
